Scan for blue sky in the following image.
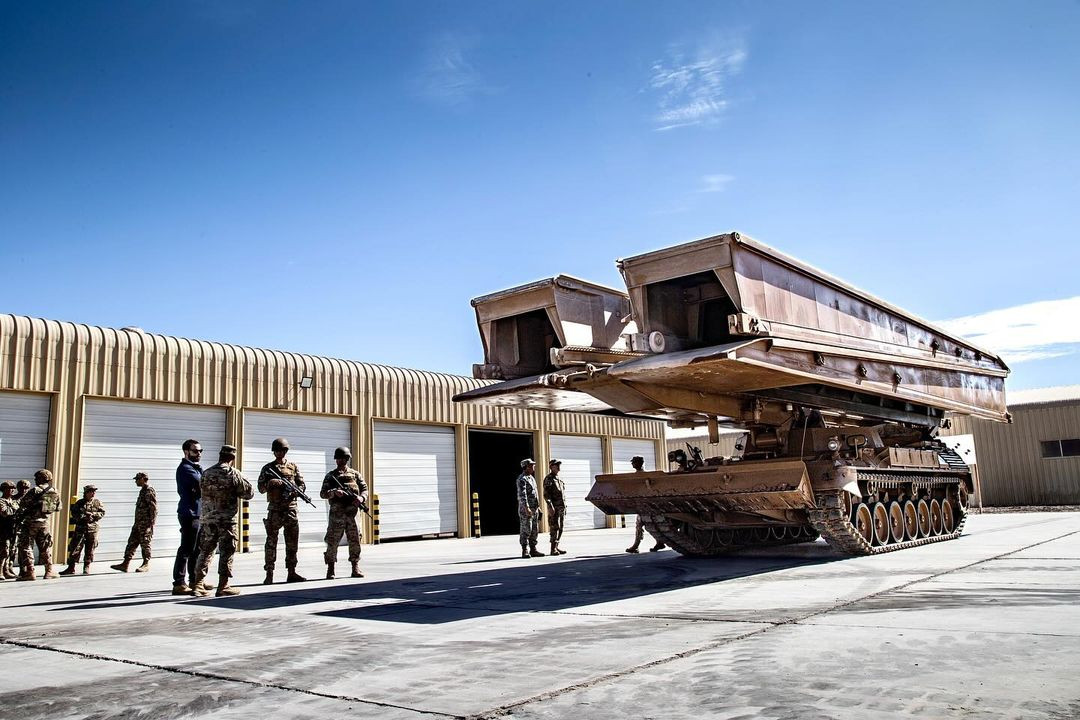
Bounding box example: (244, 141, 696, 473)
(2, 1, 1078, 391)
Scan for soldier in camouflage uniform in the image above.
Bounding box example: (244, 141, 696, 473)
(192, 445, 254, 597)
(517, 459, 544, 559)
(625, 456, 666, 553)
(111, 472, 158, 573)
(60, 484, 106, 575)
(543, 458, 568, 556)
(17, 469, 62, 580)
(9, 479, 30, 572)
(257, 437, 307, 585)
(0, 482, 19, 580)
(320, 446, 367, 580)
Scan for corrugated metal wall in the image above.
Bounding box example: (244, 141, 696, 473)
(943, 402, 1080, 505)
(0, 314, 664, 541)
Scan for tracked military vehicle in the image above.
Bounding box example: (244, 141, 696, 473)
(454, 232, 1009, 555)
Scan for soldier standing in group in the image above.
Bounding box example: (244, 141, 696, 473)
(111, 472, 158, 573)
(258, 437, 307, 585)
(191, 445, 253, 597)
(17, 469, 62, 580)
(0, 482, 18, 579)
(320, 446, 367, 580)
(173, 439, 206, 595)
(10, 479, 30, 572)
(60, 484, 106, 575)
(543, 459, 567, 556)
(517, 459, 544, 559)
(626, 456, 666, 553)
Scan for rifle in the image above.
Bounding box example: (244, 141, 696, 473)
(265, 465, 316, 508)
(329, 474, 371, 518)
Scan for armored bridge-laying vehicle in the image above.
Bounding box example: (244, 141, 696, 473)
(454, 232, 1009, 555)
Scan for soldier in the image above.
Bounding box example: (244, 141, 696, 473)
(257, 437, 307, 585)
(543, 458, 568, 556)
(626, 456, 666, 553)
(17, 469, 62, 580)
(191, 445, 254, 597)
(320, 446, 367, 580)
(0, 482, 18, 580)
(111, 472, 158, 573)
(60, 484, 106, 575)
(10, 479, 30, 571)
(173, 439, 206, 595)
(517, 458, 544, 559)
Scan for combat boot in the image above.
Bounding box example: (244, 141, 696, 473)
(521, 546, 530, 559)
(325, 563, 335, 580)
(350, 560, 363, 578)
(83, 563, 92, 575)
(286, 569, 306, 583)
(263, 570, 274, 585)
(16, 567, 35, 581)
(190, 579, 211, 597)
(2, 563, 14, 580)
(216, 575, 239, 596)
(529, 545, 545, 558)
(58, 563, 77, 576)
(171, 583, 191, 595)
(554, 545, 567, 555)
(110, 559, 131, 572)
(43, 564, 58, 579)
(134, 559, 150, 573)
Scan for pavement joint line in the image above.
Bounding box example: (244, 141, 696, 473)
(797, 621, 1080, 639)
(466, 528, 1080, 720)
(0, 636, 461, 719)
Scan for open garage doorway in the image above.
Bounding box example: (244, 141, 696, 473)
(468, 429, 534, 536)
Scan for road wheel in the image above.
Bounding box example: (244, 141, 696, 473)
(888, 502, 906, 543)
(871, 503, 891, 546)
(902, 500, 919, 540)
(853, 503, 874, 544)
(916, 498, 932, 538)
(929, 499, 944, 536)
(941, 498, 956, 533)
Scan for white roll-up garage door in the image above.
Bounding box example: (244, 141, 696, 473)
(548, 434, 606, 530)
(80, 400, 226, 561)
(0, 392, 51, 484)
(373, 422, 457, 539)
(611, 438, 658, 528)
(242, 411, 352, 546)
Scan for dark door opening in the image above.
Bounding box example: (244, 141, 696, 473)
(468, 429, 534, 536)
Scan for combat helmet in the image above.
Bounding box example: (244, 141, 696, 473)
(334, 446, 352, 460)
(271, 437, 290, 453)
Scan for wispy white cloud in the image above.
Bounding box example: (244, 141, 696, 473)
(415, 33, 493, 106)
(937, 296, 1080, 364)
(698, 173, 734, 193)
(648, 36, 747, 131)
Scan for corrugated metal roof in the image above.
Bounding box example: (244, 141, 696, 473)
(1007, 385, 1080, 408)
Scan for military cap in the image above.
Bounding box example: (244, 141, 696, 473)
(133, 472, 149, 481)
(16, 479, 31, 489)
(549, 458, 561, 466)
(83, 484, 97, 493)
(0, 481, 14, 491)
(334, 446, 352, 459)
(520, 458, 536, 468)
(34, 469, 53, 483)
(220, 444, 238, 456)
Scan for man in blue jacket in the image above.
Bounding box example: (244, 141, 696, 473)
(173, 438, 210, 594)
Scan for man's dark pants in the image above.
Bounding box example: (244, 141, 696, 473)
(173, 515, 200, 586)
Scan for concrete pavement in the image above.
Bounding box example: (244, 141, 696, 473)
(1, 512, 1077, 719)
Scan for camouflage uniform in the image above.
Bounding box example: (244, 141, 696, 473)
(192, 462, 253, 589)
(121, 484, 158, 563)
(65, 497, 106, 567)
(517, 471, 540, 551)
(0, 493, 18, 579)
(9, 482, 30, 570)
(320, 468, 366, 569)
(257, 460, 305, 573)
(543, 469, 567, 554)
(18, 480, 62, 579)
